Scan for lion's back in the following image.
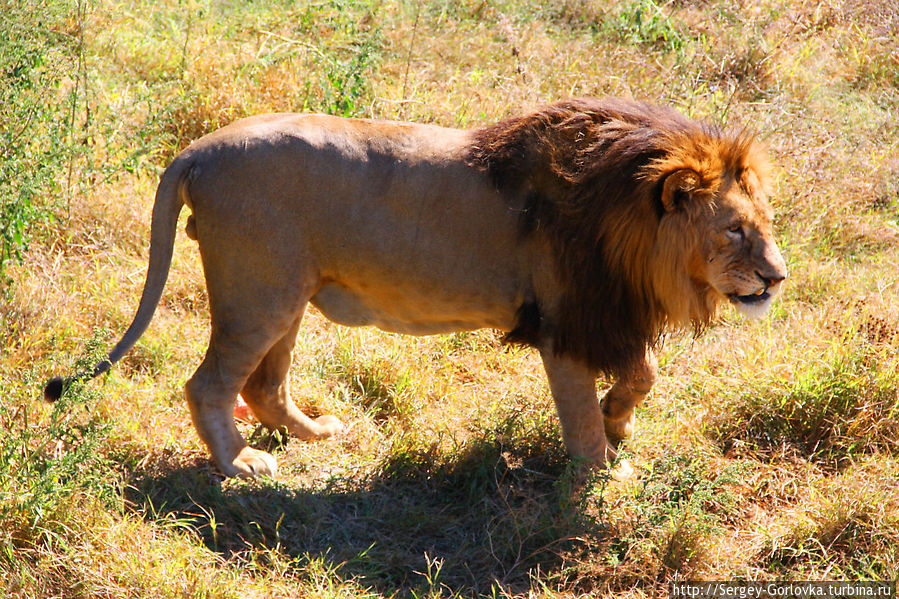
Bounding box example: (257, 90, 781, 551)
(174, 112, 539, 336)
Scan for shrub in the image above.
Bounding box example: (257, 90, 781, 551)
(0, 0, 80, 283)
(0, 336, 116, 589)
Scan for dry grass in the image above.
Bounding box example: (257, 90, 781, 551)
(2, 0, 899, 596)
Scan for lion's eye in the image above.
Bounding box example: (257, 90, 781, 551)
(727, 224, 744, 240)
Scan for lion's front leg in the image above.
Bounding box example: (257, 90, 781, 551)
(601, 347, 658, 446)
(539, 347, 615, 468)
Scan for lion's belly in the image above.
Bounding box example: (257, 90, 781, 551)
(310, 281, 517, 335)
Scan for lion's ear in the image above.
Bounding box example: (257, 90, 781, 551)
(660, 168, 700, 212)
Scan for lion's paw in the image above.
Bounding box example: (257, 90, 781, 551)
(225, 446, 278, 478)
(610, 458, 634, 482)
(313, 414, 344, 438)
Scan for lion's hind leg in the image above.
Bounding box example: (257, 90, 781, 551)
(240, 310, 343, 441)
(184, 329, 282, 478)
(601, 348, 658, 446)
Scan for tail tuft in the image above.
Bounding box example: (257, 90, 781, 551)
(44, 376, 65, 402)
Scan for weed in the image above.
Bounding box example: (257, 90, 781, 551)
(610, 453, 741, 576)
(318, 33, 382, 117)
(0, 0, 80, 283)
(602, 0, 688, 54)
(296, 2, 383, 118)
(0, 335, 116, 589)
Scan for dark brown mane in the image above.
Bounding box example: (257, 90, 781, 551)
(466, 97, 765, 376)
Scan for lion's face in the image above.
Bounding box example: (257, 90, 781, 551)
(695, 171, 788, 319)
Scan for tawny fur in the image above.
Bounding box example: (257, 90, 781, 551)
(46, 98, 787, 477)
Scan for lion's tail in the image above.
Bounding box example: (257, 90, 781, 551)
(44, 156, 192, 401)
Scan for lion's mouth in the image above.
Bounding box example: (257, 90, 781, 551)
(730, 288, 770, 305)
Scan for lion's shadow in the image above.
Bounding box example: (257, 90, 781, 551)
(126, 435, 608, 596)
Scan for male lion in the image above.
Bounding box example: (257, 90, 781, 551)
(46, 98, 787, 478)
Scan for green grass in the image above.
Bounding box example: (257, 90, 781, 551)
(703, 332, 899, 465)
(2, 0, 899, 595)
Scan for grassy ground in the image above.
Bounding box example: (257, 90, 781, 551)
(2, 0, 899, 596)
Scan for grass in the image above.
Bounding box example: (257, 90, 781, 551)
(2, 0, 899, 595)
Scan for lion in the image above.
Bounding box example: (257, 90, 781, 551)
(45, 97, 787, 478)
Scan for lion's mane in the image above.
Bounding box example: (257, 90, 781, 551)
(467, 97, 770, 377)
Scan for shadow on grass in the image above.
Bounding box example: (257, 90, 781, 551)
(125, 431, 608, 596)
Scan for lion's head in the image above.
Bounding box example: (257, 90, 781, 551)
(643, 119, 788, 322)
(468, 97, 787, 376)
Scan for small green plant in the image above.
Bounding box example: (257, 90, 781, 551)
(0, 0, 80, 284)
(603, 0, 686, 54)
(289, 0, 382, 117)
(0, 335, 115, 581)
(612, 453, 742, 573)
(318, 34, 382, 117)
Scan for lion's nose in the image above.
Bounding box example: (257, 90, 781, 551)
(753, 240, 788, 287)
(757, 269, 786, 288)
